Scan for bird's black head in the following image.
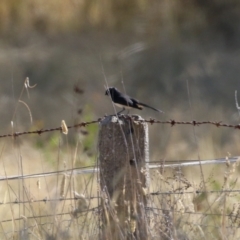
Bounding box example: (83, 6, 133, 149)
(105, 87, 117, 96)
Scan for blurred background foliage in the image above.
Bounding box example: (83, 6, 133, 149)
(0, 0, 240, 158)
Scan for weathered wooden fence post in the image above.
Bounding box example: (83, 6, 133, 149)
(98, 115, 149, 239)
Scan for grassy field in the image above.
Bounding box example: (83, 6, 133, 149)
(0, 1, 240, 239)
(0, 105, 240, 239)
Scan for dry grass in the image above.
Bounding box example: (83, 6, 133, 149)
(149, 159, 240, 239)
(0, 139, 99, 239)
(0, 1, 240, 238)
(0, 79, 239, 239)
(0, 116, 240, 239)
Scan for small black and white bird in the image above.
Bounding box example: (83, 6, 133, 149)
(105, 87, 164, 113)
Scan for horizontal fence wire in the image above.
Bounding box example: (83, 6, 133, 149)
(0, 189, 240, 206)
(1, 205, 240, 223)
(1, 117, 240, 139)
(0, 157, 238, 181)
(0, 207, 100, 223)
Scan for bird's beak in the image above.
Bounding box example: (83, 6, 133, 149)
(105, 90, 109, 96)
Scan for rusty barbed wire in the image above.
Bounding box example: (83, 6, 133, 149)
(1, 201, 240, 224)
(0, 118, 103, 138)
(134, 118, 240, 129)
(0, 207, 100, 223)
(1, 188, 239, 206)
(0, 196, 99, 205)
(1, 115, 240, 139)
(150, 189, 240, 195)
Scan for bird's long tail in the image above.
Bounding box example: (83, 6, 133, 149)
(138, 102, 164, 113)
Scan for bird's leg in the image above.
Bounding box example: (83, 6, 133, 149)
(117, 107, 125, 114)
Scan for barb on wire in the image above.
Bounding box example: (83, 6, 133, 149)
(1, 188, 240, 205)
(0, 196, 100, 205)
(1, 115, 240, 139)
(141, 119, 240, 129)
(0, 207, 100, 223)
(150, 189, 240, 195)
(0, 118, 102, 138)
